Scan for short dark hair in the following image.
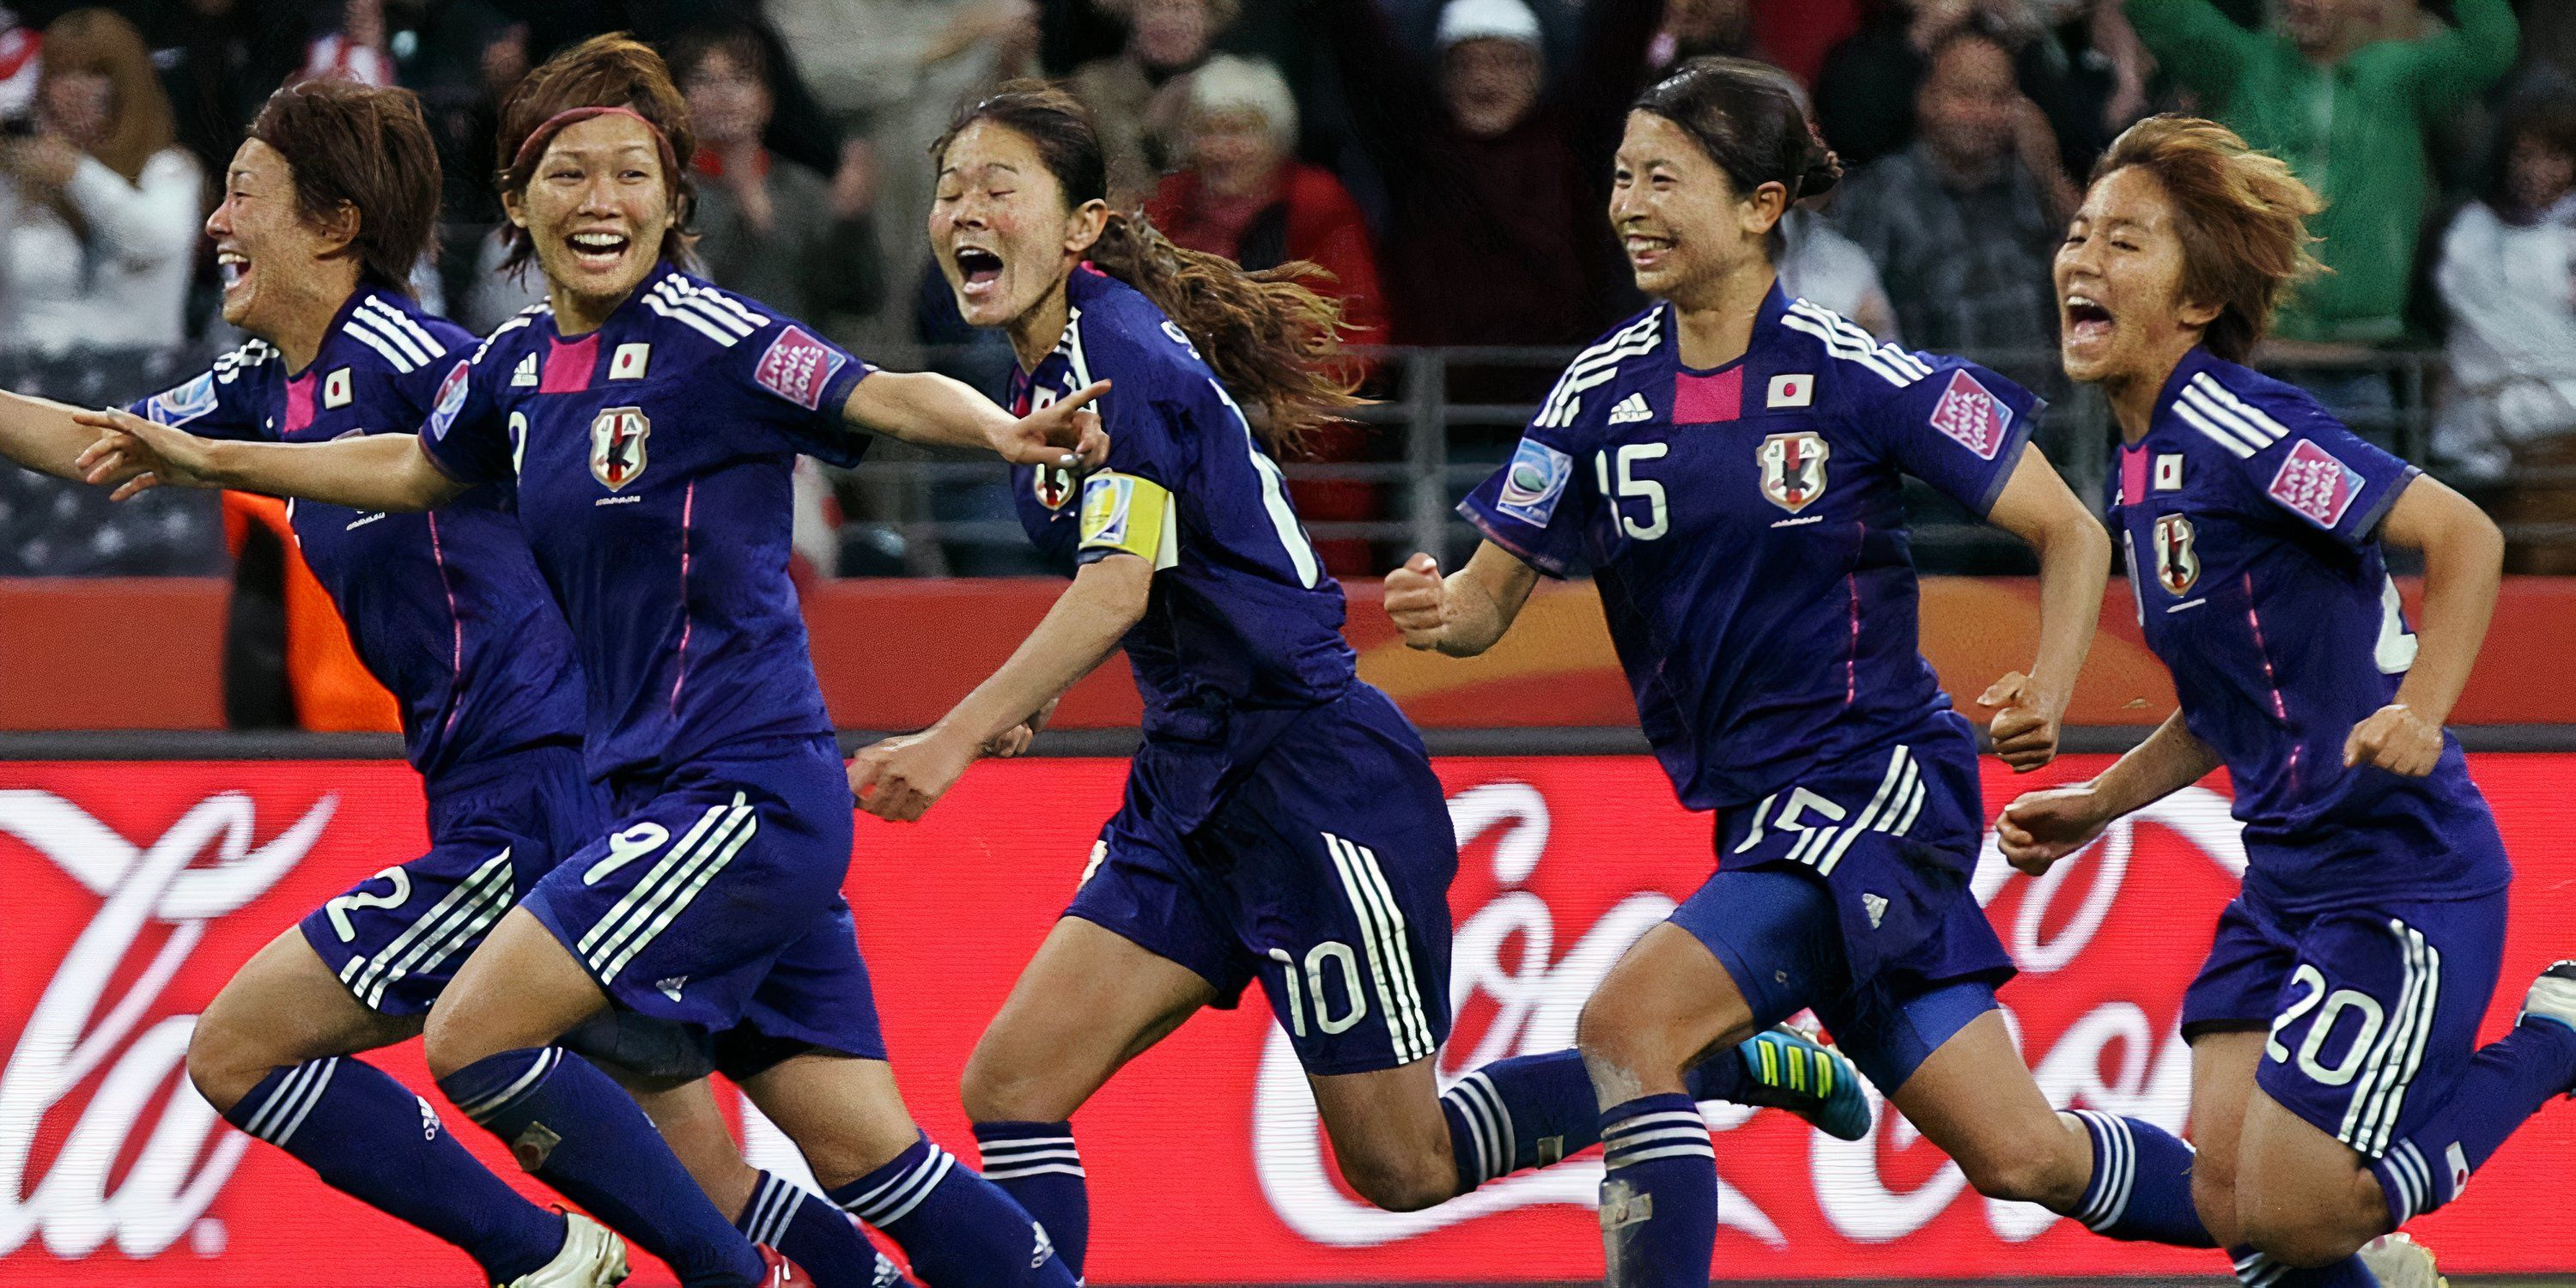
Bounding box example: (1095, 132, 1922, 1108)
(2489, 96, 2576, 219)
(495, 33, 697, 276)
(246, 79, 442, 293)
(1632, 57, 1840, 203)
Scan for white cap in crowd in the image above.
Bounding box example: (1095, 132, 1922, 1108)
(1436, 0, 1542, 52)
(1192, 55, 1300, 150)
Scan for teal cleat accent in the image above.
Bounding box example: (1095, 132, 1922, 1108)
(1730, 1026, 1874, 1140)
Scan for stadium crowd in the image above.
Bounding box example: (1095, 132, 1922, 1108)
(0, 0, 2571, 582)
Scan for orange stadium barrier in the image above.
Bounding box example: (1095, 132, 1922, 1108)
(4, 754, 2575, 1284)
(11, 576, 2576, 731)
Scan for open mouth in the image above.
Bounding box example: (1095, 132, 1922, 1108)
(216, 248, 249, 290)
(567, 230, 632, 268)
(955, 246, 1005, 298)
(2064, 294, 2114, 344)
(1625, 234, 1674, 269)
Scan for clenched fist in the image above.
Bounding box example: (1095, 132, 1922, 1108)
(1994, 785, 2111, 877)
(2344, 703, 2441, 777)
(1383, 552, 1448, 651)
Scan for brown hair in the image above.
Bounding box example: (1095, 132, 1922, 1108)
(247, 80, 443, 294)
(2091, 115, 2324, 363)
(37, 9, 176, 183)
(933, 82, 1360, 459)
(494, 33, 697, 276)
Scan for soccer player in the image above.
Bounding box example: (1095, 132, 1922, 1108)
(1998, 115, 2576, 1288)
(1381, 58, 2221, 1284)
(842, 82, 1873, 1281)
(76, 35, 1100, 1288)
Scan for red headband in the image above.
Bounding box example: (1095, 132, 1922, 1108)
(509, 105, 678, 182)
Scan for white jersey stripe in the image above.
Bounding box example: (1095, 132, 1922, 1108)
(1780, 309, 1913, 387)
(344, 314, 422, 372)
(644, 295, 740, 347)
(2180, 384, 2281, 452)
(2190, 373, 2292, 441)
(362, 297, 447, 357)
(349, 307, 434, 368)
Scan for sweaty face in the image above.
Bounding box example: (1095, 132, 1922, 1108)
(510, 113, 675, 319)
(1609, 110, 1767, 304)
(930, 120, 1091, 331)
(1441, 38, 1541, 138)
(1917, 37, 2016, 174)
(206, 139, 339, 337)
(2054, 166, 2205, 386)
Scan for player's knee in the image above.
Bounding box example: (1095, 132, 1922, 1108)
(1575, 991, 1680, 1090)
(420, 1001, 490, 1082)
(1957, 1121, 2088, 1208)
(958, 1047, 1065, 1124)
(182, 1008, 265, 1114)
(1338, 1149, 1455, 1213)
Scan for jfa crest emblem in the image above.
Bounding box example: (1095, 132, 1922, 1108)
(590, 405, 651, 491)
(2152, 513, 2199, 595)
(1757, 431, 1831, 513)
(1033, 465, 1075, 510)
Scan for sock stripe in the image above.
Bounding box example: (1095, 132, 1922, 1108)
(981, 1162, 1087, 1181)
(1604, 1141, 1716, 1169)
(244, 1057, 342, 1145)
(2379, 1139, 2432, 1224)
(1443, 1084, 1494, 1183)
(741, 1174, 791, 1248)
(1449, 1071, 1514, 1183)
(977, 1136, 1077, 1153)
(1601, 1109, 1704, 1138)
(2233, 1251, 2289, 1288)
(454, 1047, 560, 1122)
(1604, 1124, 1716, 1151)
(841, 1145, 956, 1228)
(2072, 1110, 2136, 1230)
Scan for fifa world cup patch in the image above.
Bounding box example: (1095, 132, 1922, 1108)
(144, 372, 219, 426)
(1928, 368, 2012, 460)
(1757, 430, 1831, 513)
(1495, 437, 1573, 526)
(1078, 471, 1176, 567)
(2267, 439, 2366, 530)
(589, 405, 651, 491)
(427, 360, 471, 440)
(753, 325, 849, 410)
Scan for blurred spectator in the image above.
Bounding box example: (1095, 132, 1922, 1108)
(1649, 0, 1767, 73)
(298, 0, 394, 88)
(1779, 208, 1900, 341)
(671, 22, 886, 329)
(2126, 0, 2519, 349)
(1829, 28, 2069, 354)
(141, 0, 311, 179)
(2432, 99, 2576, 485)
(1817, 0, 2039, 169)
(1071, 0, 1231, 205)
(1320, 0, 1659, 348)
(0, 9, 201, 355)
(1147, 53, 1388, 574)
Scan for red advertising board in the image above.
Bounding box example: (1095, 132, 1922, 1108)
(5, 755, 2576, 1284)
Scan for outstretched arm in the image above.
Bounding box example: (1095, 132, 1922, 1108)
(2342, 473, 2503, 775)
(1383, 541, 1541, 658)
(0, 390, 106, 479)
(841, 370, 1109, 468)
(848, 553, 1151, 821)
(1976, 443, 2113, 771)
(74, 407, 465, 511)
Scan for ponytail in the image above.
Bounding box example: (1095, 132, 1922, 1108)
(1084, 211, 1362, 459)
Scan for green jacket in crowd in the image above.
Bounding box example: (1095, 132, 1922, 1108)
(2125, 0, 2518, 343)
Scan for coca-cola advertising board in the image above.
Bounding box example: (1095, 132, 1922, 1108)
(7, 755, 2576, 1285)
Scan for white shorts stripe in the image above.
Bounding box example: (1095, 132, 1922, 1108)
(1816, 745, 1911, 878)
(580, 802, 728, 957)
(597, 807, 761, 984)
(1323, 833, 1436, 1064)
(346, 849, 513, 1008)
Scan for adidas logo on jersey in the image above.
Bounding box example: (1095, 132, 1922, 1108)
(1607, 392, 1654, 425)
(1862, 892, 1889, 929)
(512, 353, 539, 386)
(657, 975, 688, 1000)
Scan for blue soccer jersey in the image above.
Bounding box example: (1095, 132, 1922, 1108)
(418, 265, 874, 781)
(1006, 268, 1358, 743)
(1461, 286, 2039, 810)
(2106, 347, 2510, 911)
(132, 286, 584, 782)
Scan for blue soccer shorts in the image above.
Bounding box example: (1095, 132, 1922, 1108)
(1066, 687, 1459, 1076)
(2182, 884, 2506, 1158)
(299, 744, 598, 1016)
(520, 734, 887, 1066)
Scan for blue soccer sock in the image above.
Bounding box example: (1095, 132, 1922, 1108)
(971, 1121, 1089, 1277)
(1440, 1050, 1600, 1192)
(226, 1056, 567, 1283)
(828, 1134, 1075, 1287)
(1597, 1093, 1718, 1288)
(2067, 1109, 2215, 1247)
(739, 1170, 911, 1288)
(2233, 1246, 2379, 1288)
(439, 1048, 764, 1288)
(2368, 1018, 2576, 1226)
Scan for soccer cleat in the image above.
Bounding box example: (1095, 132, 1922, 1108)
(2358, 1232, 2446, 1288)
(500, 1212, 629, 1288)
(1730, 1026, 1874, 1140)
(2517, 960, 2576, 1036)
(757, 1245, 813, 1286)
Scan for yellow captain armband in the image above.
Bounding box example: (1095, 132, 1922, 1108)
(1078, 471, 1179, 569)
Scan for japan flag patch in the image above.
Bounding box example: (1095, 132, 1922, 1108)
(323, 368, 353, 409)
(1766, 374, 1814, 408)
(2266, 439, 2366, 530)
(610, 343, 650, 380)
(1928, 369, 2012, 459)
